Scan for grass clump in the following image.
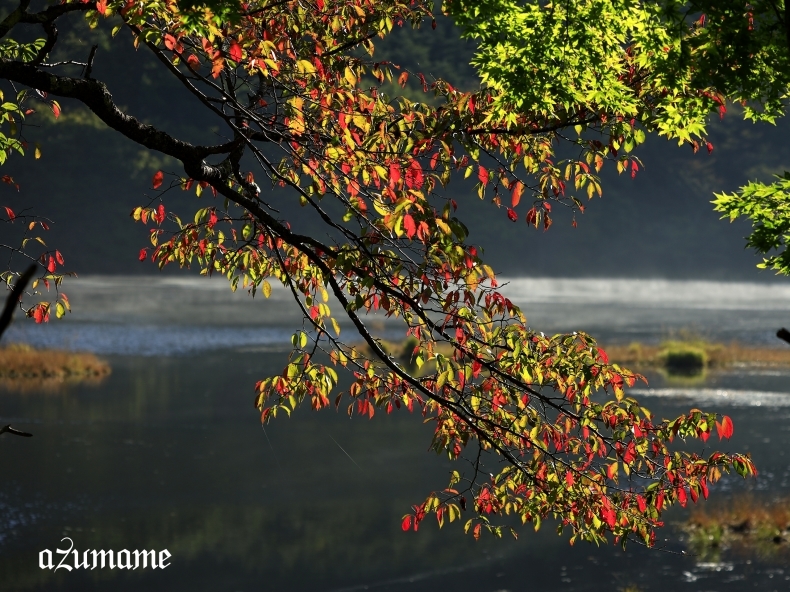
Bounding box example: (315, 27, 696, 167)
(659, 341, 708, 375)
(0, 343, 110, 391)
(606, 336, 790, 377)
(683, 496, 790, 561)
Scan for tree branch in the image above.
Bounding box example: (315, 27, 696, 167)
(0, 424, 33, 438)
(0, 263, 35, 339)
(0, 59, 237, 165)
(0, 0, 30, 39)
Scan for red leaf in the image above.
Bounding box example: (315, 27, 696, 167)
(677, 486, 687, 508)
(636, 495, 647, 513)
(156, 204, 166, 224)
(33, 305, 44, 323)
(186, 54, 200, 69)
(401, 515, 412, 531)
(716, 415, 734, 439)
(50, 101, 61, 119)
(506, 208, 518, 222)
(208, 210, 218, 228)
(96, 0, 107, 15)
(152, 171, 164, 189)
(47, 255, 56, 273)
(164, 34, 177, 51)
(597, 348, 609, 364)
(526, 207, 537, 227)
(468, 95, 475, 115)
(700, 479, 709, 499)
(316, 0, 324, 8)
(3, 206, 15, 221)
(55, 250, 64, 265)
(138, 248, 148, 261)
(511, 181, 524, 207)
(398, 72, 408, 88)
(403, 214, 416, 239)
(477, 165, 488, 186)
(228, 40, 242, 63)
(706, 141, 714, 154)
(565, 470, 574, 487)
(405, 160, 423, 189)
(388, 163, 401, 188)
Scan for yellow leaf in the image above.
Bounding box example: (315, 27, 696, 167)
(435, 219, 451, 235)
(262, 280, 272, 298)
(344, 66, 357, 86)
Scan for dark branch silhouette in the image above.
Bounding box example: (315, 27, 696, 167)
(777, 327, 790, 345)
(0, 263, 36, 438)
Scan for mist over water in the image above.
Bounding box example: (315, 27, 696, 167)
(4, 275, 790, 354)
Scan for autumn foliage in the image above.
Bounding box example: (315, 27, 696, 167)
(0, 0, 760, 547)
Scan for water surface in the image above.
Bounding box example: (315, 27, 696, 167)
(2, 276, 790, 590)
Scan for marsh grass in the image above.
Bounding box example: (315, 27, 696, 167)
(0, 343, 110, 392)
(683, 496, 790, 561)
(606, 338, 790, 377)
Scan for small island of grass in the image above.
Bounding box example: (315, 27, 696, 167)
(683, 496, 790, 560)
(0, 343, 111, 391)
(606, 338, 790, 377)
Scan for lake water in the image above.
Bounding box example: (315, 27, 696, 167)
(2, 276, 790, 591)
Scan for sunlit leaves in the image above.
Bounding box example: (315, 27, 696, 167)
(714, 173, 790, 276)
(0, 0, 759, 549)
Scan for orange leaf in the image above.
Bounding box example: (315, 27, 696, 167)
(511, 181, 524, 207)
(403, 214, 416, 239)
(398, 72, 408, 87)
(716, 415, 734, 439)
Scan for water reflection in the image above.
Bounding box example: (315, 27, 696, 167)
(1, 352, 790, 590)
(3, 274, 790, 590)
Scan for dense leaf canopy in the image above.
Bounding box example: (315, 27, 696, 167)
(0, 0, 772, 547)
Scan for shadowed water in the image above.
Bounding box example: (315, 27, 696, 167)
(1, 276, 790, 591)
